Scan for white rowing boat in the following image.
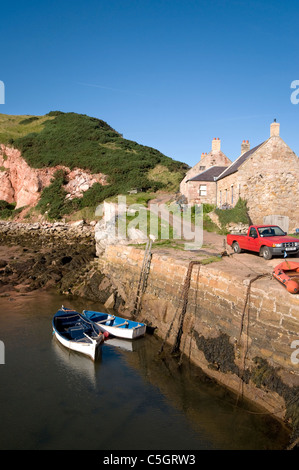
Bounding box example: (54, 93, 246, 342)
(52, 307, 108, 361)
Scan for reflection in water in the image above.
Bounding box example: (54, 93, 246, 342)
(52, 336, 101, 389)
(0, 291, 290, 450)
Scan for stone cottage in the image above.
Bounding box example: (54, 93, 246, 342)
(216, 121, 299, 232)
(179, 137, 232, 204)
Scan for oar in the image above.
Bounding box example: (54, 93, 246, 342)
(96, 316, 115, 324)
(114, 321, 129, 328)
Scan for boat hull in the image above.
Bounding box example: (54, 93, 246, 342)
(52, 308, 106, 361)
(82, 310, 146, 340)
(273, 261, 299, 294)
(53, 329, 100, 360)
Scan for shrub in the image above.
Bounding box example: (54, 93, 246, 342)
(215, 198, 250, 227)
(13, 112, 187, 210)
(0, 200, 23, 220)
(37, 170, 73, 220)
(19, 116, 39, 125)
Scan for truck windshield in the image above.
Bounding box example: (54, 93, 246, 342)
(257, 226, 285, 237)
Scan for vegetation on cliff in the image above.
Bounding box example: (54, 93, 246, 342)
(0, 111, 188, 219)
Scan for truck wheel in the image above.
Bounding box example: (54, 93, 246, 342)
(232, 242, 241, 254)
(261, 246, 272, 260)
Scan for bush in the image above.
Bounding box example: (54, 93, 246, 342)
(215, 198, 250, 227)
(19, 116, 39, 125)
(0, 200, 23, 220)
(37, 170, 73, 220)
(202, 204, 215, 214)
(0, 200, 15, 211)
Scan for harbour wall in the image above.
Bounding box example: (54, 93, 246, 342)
(96, 244, 299, 439)
(0, 219, 298, 442)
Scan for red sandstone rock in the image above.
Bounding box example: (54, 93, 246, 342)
(0, 145, 108, 209)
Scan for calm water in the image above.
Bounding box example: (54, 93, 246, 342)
(0, 290, 290, 450)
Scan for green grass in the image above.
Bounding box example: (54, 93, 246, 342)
(0, 113, 54, 144)
(147, 164, 184, 191)
(106, 192, 155, 207)
(117, 207, 174, 240)
(0, 111, 188, 219)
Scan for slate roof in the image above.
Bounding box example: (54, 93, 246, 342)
(216, 142, 265, 181)
(187, 166, 228, 182)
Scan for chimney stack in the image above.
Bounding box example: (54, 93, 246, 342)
(212, 137, 221, 151)
(241, 140, 250, 154)
(270, 119, 280, 137)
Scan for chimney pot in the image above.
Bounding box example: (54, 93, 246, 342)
(241, 140, 250, 154)
(212, 137, 221, 151)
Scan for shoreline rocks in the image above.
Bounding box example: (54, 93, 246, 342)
(0, 220, 99, 297)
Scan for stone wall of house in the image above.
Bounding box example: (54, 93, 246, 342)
(180, 139, 231, 199)
(216, 136, 299, 232)
(96, 244, 299, 424)
(184, 180, 216, 205)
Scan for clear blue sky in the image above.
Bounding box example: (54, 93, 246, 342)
(0, 0, 298, 167)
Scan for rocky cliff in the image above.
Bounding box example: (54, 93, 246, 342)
(0, 144, 108, 210)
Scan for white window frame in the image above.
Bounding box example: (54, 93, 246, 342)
(199, 184, 207, 196)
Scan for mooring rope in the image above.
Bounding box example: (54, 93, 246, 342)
(159, 260, 202, 357)
(238, 272, 272, 342)
(171, 261, 202, 355)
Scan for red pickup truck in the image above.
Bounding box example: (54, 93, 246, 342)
(227, 225, 299, 260)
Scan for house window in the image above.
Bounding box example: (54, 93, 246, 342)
(225, 189, 228, 203)
(199, 185, 207, 196)
(231, 185, 234, 205)
(219, 190, 222, 206)
(199, 166, 205, 171)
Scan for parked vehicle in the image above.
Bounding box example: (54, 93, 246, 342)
(226, 225, 299, 260)
(52, 307, 108, 361)
(82, 310, 146, 340)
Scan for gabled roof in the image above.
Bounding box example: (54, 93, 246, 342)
(187, 166, 228, 182)
(216, 142, 265, 181)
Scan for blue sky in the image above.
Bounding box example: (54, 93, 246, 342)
(0, 0, 298, 167)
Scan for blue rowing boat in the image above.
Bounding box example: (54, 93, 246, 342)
(82, 310, 146, 340)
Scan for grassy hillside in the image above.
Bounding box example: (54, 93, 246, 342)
(0, 113, 54, 143)
(0, 111, 188, 219)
